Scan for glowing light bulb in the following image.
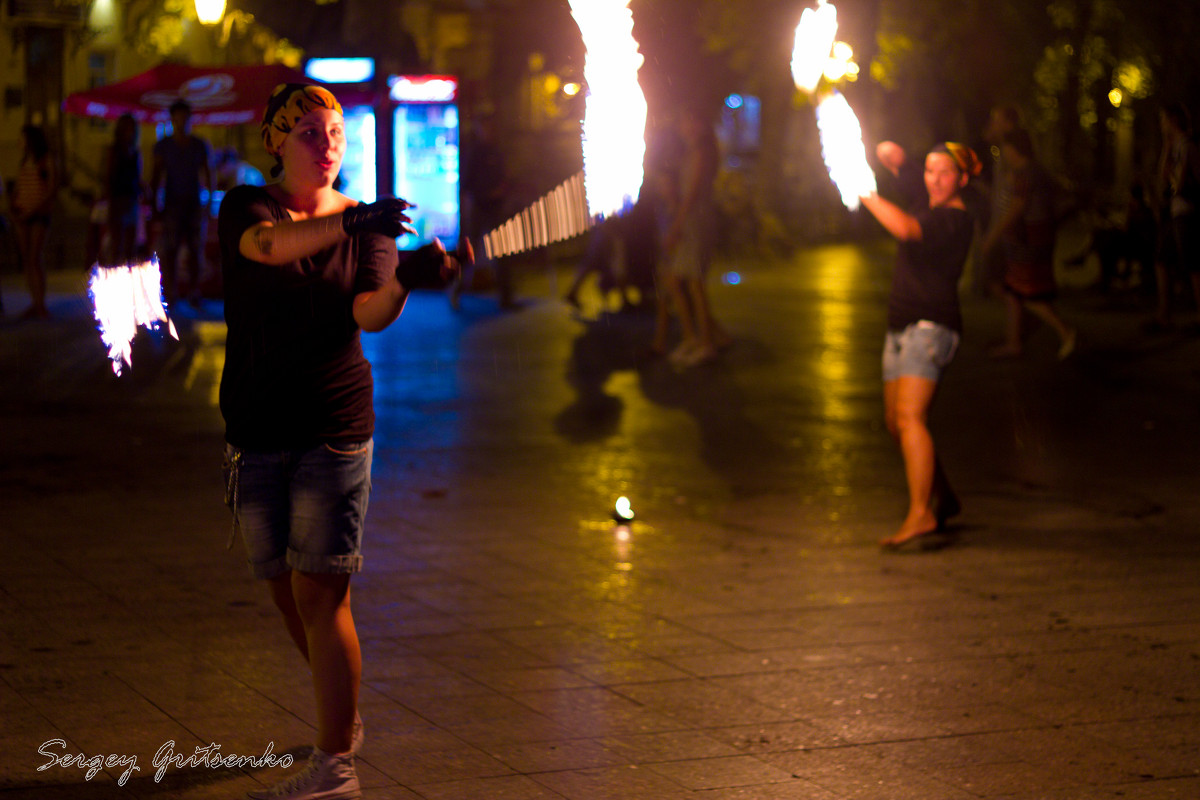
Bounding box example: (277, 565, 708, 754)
(613, 496, 635, 522)
(194, 0, 226, 25)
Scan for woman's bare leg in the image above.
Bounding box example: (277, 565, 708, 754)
(882, 375, 943, 546)
(267, 571, 309, 658)
(293, 571, 360, 755)
(17, 221, 49, 316)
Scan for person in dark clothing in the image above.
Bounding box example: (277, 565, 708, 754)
(860, 142, 981, 548)
(1147, 101, 1200, 333)
(151, 99, 213, 305)
(219, 83, 468, 800)
(981, 128, 1077, 360)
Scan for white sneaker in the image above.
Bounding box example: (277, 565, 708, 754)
(247, 748, 360, 800)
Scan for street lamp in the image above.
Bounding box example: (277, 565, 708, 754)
(195, 0, 226, 25)
(194, 0, 251, 50)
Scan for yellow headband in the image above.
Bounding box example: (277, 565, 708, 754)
(261, 83, 343, 163)
(930, 142, 982, 177)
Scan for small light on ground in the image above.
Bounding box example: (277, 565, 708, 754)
(613, 495, 635, 523)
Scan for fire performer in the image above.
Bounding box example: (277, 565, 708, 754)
(858, 142, 981, 548)
(219, 83, 467, 799)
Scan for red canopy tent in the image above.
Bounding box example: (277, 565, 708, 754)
(62, 63, 374, 126)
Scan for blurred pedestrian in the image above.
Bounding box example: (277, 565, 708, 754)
(219, 82, 467, 800)
(564, 214, 632, 312)
(566, 122, 671, 315)
(103, 113, 144, 265)
(981, 128, 1077, 360)
(151, 99, 213, 305)
(10, 124, 57, 319)
(1060, 180, 1158, 296)
(619, 182, 661, 307)
(1146, 101, 1200, 334)
(977, 104, 1024, 296)
(653, 104, 730, 367)
(650, 154, 682, 354)
(860, 142, 981, 548)
(1121, 181, 1158, 293)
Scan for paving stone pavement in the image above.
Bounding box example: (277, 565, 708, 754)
(1, 244, 1198, 799)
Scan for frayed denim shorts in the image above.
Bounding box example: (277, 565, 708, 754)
(223, 439, 373, 580)
(882, 321, 960, 383)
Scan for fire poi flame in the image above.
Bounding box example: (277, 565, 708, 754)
(569, 0, 647, 219)
(791, 0, 876, 210)
(484, 172, 591, 259)
(815, 91, 876, 211)
(88, 257, 179, 375)
(483, 0, 647, 259)
(791, 0, 839, 95)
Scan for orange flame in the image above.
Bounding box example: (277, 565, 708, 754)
(791, 1, 876, 210)
(791, 0, 839, 94)
(569, 0, 647, 220)
(815, 92, 876, 210)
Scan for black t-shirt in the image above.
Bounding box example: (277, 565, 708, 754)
(887, 205, 975, 334)
(218, 184, 398, 450)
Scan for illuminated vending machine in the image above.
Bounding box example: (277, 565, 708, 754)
(388, 75, 460, 249)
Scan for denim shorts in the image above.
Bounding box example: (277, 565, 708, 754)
(882, 321, 960, 382)
(223, 439, 373, 579)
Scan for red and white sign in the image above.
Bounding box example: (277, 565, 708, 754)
(63, 63, 373, 126)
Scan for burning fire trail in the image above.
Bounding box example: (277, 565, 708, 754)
(569, 0, 646, 219)
(484, 172, 591, 259)
(791, 0, 876, 210)
(88, 257, 178, 375)
(483, 0, 647, 259)
(815, 91, 875, 211)
(791, 0, 839, 94)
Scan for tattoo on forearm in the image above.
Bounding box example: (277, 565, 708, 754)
(251, 214, 346, 261)
(255, 228, 274, 257)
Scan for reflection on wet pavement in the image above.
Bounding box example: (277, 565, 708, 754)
(5, 247, 1200, 798)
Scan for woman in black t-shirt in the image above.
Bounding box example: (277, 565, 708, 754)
(219, 83, 467, 798)
(860, 143, 980, 549)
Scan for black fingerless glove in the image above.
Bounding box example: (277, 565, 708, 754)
(342, 198, 413, 238)
(396, 244, 449, 289)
